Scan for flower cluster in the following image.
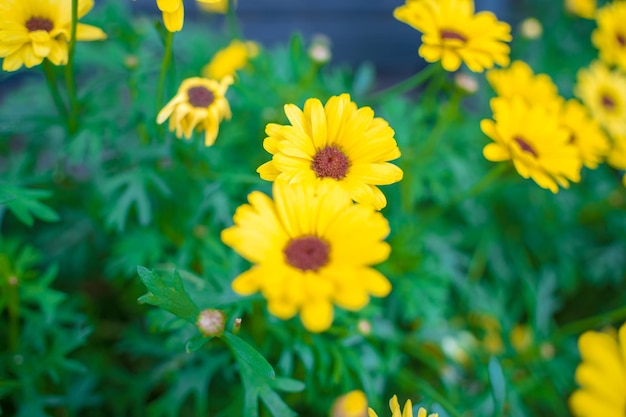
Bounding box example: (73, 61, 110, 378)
(222, 94, 402, 332)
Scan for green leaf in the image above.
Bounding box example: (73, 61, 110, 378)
(271, 376, 306, 393)
(223, 332, 275, 380)
(185, 334, 213, 353)
(488, 356, 506, 417)
(0, 185, 59, 227)
(137, 267, 200, 322)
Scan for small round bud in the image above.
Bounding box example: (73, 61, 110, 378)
(8, 276, 18, 286)
(519, 18, 543, 39)
(330, 390, 368, 417)
(196, 309, 226, 337)
(124, 55, 139, 70)
(454, 73, 478, 94)
(357, 319, 371, 335)
(540, 342, 555, 360)
(308, 34, 332, 65)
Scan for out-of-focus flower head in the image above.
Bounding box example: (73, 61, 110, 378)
(156, 0, 184, 32)
(202, 39, 259, 80)
(368, 395, 438, 417)
(331, 390, 368, 417)
(197, 0, 229, 14)
(565, 0, 596, 19)
(592, 1, 626, 72)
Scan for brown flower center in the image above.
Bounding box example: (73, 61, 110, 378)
(311, 146, 350, 180)
(440, 29, 467, 43)
(26, 17, 53, 32)
(601, 93, 616, 111)
(514, 136, 538, 157)
(284, 236, 330, 271)
(187, 86, 215, 108)
(617, 33, 626, 47)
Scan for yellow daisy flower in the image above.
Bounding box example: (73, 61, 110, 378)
(569, 323, 626, 417)
(157, 76, 233, 146)
(559, 99, 610, 169)
(368, 395, 438, 417)
(156, 0, 184, 32)
(565, 0, 596, 19)
(257, 94, 403, 210)
(202, 39, 259, 81)
(331, 390, 368, 417)
(575, 61, 626, 137)
(481, 96, 582, 193)
(196, 0, 229, 14)
(592, 1, 626, 72)
(221, 181, 392, 333)
(486, 60, 563, 109)
(0, 0, 106, 72)
(393, 0, 512, 72)
(607, 134, 626, 186)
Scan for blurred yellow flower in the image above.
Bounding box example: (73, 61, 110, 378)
(559, 99, 610, 169)
(486, 60, 562, 109)
(257, 94, 403, 210)
(482, 97, 582, 193)
(569, 323, 626, 416)
(156, 0, 184, 32)
(157, 76, 232, 146)
(221, 181, 392, 333)
(331, 390, 368, 417)
(592, 1, 626, 72)
(202, 39, 259, 80)
(575, 61, 626, 137)
(197, 0, 229, 14)
(0, 0, 106, 72)
(393, 0, 511, 72)
(509, 324, 533, 352)
(565, 0, 596, 19)
(368, 395, 438, 417)
(607, 134, 626, 186)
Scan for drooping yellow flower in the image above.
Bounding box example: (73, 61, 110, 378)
(569, 323, 626, 417)
(196, 0, 229, 14)
(575, 61, 626, 137)
(565, 0, 596, 19)
(368, 395, 438, 417)
(482, 96, 582, 193)
(156, 0, 184, 32)
(157, 76, 233, 146)
(393, 0, 512, 72)
(607, 134, 626, 186)
(257, 94, 403, 210)
(221, 181, 392, 333)
(202, 39, 259, 80)
(0, 0, 106, 72)
(559, 99, 610, 169)
(592, 1, 626, 72)
(486, 60, 563, 109)
(331, 390, 368, 417)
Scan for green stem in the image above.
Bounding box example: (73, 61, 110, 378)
(448, 162, 511, 207)
(7, 277, 20, 351)
(64, 0, 79, 133)
(42, 60, 69, 122)
(225, 0, 241, 38)
(558, 305, 626, 337)
(416, 89, 460, 161)
(369, 63, 440, 103)
(156, 31, 174, 114)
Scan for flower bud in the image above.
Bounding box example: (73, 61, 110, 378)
(196, 309, 226, 337)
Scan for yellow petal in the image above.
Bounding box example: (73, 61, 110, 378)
(300, 299, 333, 332)
(76, 23, 107, 40)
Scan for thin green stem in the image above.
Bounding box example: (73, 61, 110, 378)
(448, 162, 511, 207)
(225, 0, 241, 38)
(369, 63, 440, 103)
(64, 0, 79, 133)
(558, 305, 626, 337)
(7, 277, 20, 351)
(42, 60, 69, 122)
(156, 31, 174, 114)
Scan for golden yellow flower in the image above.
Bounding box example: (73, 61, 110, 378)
(565, 0, 596, 19)
(569, 323, 626, 417)
(157, 76, 232, 146)
(486, 60, 562, 109)
(196, 0, 229, 14)
(559, 99, 610, 169)
(257, 94, 403, 210)
(368, 395, 438, 417)
(156, 0, 184, 32)
(0, 0, 106, 72)
(482, 96, 582, 193)
(575, 61, 626, 137)
(221, 181, 392, 333)
(592, 1, 626, 72)
(393, 0, 511, 72)
(331, 390, 368, 417)
(202, 39, 259, 80)
(607, 134, 626, 186)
